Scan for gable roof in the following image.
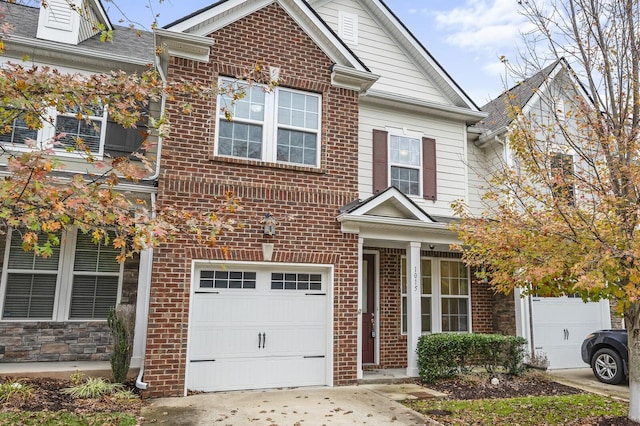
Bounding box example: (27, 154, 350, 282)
(163, 0, 370, 73)
(475, 58, 593, 143)
(2, 2, 154, 71)
(361, 0, 480, 112)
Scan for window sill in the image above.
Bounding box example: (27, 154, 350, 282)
(211, 156, 326, 174)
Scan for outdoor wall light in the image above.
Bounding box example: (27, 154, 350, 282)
(429, 244, 435, 250)
(261, 212, 278, 236)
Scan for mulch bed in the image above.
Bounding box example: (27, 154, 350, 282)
(0, 377, 142, 417)
(425, 372, 638, 425)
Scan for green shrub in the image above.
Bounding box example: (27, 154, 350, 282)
(108, 304, 136, 384)
(61, 377, 124, 399)
(417, 333, 527, 383)
(0, 379, 33, 403)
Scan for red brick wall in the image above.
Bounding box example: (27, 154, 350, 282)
(372, 248, 496, 369)
(144, 3, 360, 397)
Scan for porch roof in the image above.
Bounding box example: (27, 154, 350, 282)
(337, 187, 461, 251)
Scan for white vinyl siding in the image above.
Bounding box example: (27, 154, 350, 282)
(315, 0, 448, 104)
(1, 229, 122, 321)
(360, 104, 468, 216)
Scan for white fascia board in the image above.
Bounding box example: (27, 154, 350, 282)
(7, 36, 151, 69)
(278, 0, 369, 71)
(89, 0, 114, 31)
(0, 170, 158, 194)
(363, 89, 487, 124)
(364, 0, 479, 112)
(166, 0, 368, 73)
(338, 215, 460, 243)
(477, 126, 508, 148)
(346, 188, 432, 222)
(164, 0, 259, 33)
(331, 64, 379, 92)
(155, 29, 215, 63)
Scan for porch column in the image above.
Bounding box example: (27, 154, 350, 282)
(406, 241, 421, 377)
(357, 237, 364, 380)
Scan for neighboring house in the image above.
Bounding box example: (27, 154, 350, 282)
(0, 1, 155, 370)
(143, 0, 497, 397)
(471, 59, 621, 369)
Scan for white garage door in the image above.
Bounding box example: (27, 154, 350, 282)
(531, 297, 610, 369)
(186, 265, 329, 392)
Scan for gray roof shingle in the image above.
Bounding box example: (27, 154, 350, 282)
(2, 2, 154, 64)
(476, 60, 561, 134)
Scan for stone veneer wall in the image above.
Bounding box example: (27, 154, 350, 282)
(0, 233, 140, 363)
(0, 322, 112, 362)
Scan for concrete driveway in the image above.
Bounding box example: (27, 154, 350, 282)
(550, 368, 629, 400)
(140, 384, 437, 425)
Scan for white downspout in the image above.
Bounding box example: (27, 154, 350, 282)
(135, 193, 156, 390)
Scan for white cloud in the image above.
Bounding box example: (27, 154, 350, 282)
(432, 0, 530, 50)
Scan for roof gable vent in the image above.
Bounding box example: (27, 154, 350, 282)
(339, 11, 358, 46)
(37, 0, 82, 45)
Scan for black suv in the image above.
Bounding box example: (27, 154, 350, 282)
(581, 329, 628, 384)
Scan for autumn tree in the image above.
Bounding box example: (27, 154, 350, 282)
(452, 0, 640, 420)
(0, 2, 273, 261)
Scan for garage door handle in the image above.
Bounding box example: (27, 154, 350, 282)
(258, 332, 266, 348)
(263, 332, 266, 348)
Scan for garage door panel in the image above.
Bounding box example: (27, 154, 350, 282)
(262, 325, 326, 356)
(192, 294, 260, 323)
(188, 356, 326, 392)
(263, 295, 326, 323)
(189, 326, 261, 359)
(187, 266, 330, 392)
(532, 297, 609, 369)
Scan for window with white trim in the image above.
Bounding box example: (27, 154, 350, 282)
(401, 257, 432, 333)
(55, 104, 107, 155)
(389, 133, 422, 196)
(0, 109, 38, 145)
(440, 260, 470, 332)
(216, 78, 321, 167)
(1, 229, 122, 321)
(401, 257, 470, 334)
(1, 104, 145, 159)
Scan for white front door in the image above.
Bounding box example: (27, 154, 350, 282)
(531, 296, 610, 369)
(187, 265, 330, 392)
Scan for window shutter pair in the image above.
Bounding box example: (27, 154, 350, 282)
(372, 129, 437, 200)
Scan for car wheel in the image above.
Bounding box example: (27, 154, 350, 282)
(592, 348, 624, 385)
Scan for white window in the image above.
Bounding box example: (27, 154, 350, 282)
(55, 104, 107, 155)
(389, 133, 422, 196)
(0, 110, 38, 145)
(1, 229, 122, 321)
(216, 78, 321, 167)
(401, 257, 470, 334)
(1, 105, 108, 157)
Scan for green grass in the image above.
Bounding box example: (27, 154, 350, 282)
(404, 393, 629, 425)
(0, 411, 137, 426)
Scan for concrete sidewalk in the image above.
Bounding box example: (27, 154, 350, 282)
(550, 368, 629, 401)
(140, 384, 442, 425)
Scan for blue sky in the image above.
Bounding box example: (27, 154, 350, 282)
(104, 0, 529, 106)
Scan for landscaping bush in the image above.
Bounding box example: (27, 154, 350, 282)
(417, 333, 527, 383)
(107, 304, 136, 384)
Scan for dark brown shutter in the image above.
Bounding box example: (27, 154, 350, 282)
(422, 137, 437, 200)
(372, 129, 388, 193)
